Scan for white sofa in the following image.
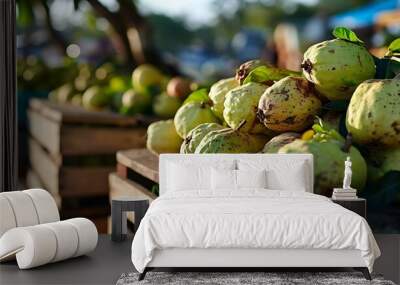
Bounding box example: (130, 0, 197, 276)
(131, 154, 380, 281)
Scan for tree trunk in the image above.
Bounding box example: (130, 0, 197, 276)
(86, 0, 179, 74)
(86, 0, 135, 66)
(39, 0, 67, 55)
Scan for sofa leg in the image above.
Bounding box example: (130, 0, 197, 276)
(354, 267, 371, 280)
(138, 268, 147, 281)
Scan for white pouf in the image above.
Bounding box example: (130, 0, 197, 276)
(0, 189, 60, 237)
(23, 189, 60, 224)
(0, 218, 98, 269)
(0, 196, 17, 237)
(1, 191, 39, 227)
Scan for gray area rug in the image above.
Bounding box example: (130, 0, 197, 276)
(116, 272, 395, 285)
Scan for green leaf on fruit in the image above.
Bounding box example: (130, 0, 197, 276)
(386, 38, 400, 57)
(243, 66, 300, 85)
(312, 119, 345, 143)
(332, 27, 364, 44)
(183, 88, 210, 105)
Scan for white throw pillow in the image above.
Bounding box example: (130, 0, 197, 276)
(211, 168, 236, 190)
(237, 159, 308, 191)
(167, 160, 235, 192)
(211, 169, 267, 190)
(236, 169, 267, 189)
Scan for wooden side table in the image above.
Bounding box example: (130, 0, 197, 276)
(111, 197, 149, 242)
(331, 198, 366, 218)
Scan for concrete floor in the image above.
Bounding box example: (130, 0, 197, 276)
(0, 235, 134, 285)
(1, 234, 399, 285)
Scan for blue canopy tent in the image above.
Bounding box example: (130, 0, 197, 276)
(329, 0, 399, 29)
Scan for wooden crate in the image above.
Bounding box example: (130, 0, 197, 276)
(28, 99, 150, 156)
(109, 149, 159, 230)
(29, 139, 113, 198)
(27, 99, 155, 233)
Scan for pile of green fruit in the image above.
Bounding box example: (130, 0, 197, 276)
(146, 27, 400, 202)
(48, 63, 193, 119)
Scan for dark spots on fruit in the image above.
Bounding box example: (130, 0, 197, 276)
(328, 49, 335, 53)
(372, 131, 376, 135)
(332, 67, 336, 71)
(301, 59, 313, 74)
(256, 108, 266, 122)
(279, 88, 290, 97)
(283, 116, 296, 125)
(391, 121, 400, 134)
(281, 93, 289, 101)
(368, 112, 372, 118)
(267, 103, 275, 111)
(184, 135, 192, 144)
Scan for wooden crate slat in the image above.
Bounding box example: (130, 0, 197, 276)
(60, 167, 113, 197)
(30, 98, 139, 127)
(109, 172, 157, 201)
(26, 169, 44, 189)
(30, 138, 114, 198)
(28, 110, 61, 156)
(26, 169, 62, 208)
(116, 149, 159, 182)
(29, 139, 60, 196)
(61, 126, 146, 156)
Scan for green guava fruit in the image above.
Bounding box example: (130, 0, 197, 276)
(224, 82, 270, 134)
(174, 101, 220, 138)
(257, 76, 322, 132)
(56, 83, 75, 103)
(261, 132, 300, 153)
(109, 75, 131, 93)
(82, 86, 110, 111)
(180, 123, 224, 154)
(166, 77, 192, 99)
(70, 94, 83, 106)
(195, 125, 268, 154)
(209, 77, 239, 120)
(121, 89, 151, 115)
(346, 79, 400, 147)
(301, 39, 375, 100)
(366, 147, 400, 182)
(132, 64, 164, 94)
(278, 124, 367, 196)
(235, 59, 299, 85)
(146, 120, 182, 154)
(153, 92, 181, 118)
